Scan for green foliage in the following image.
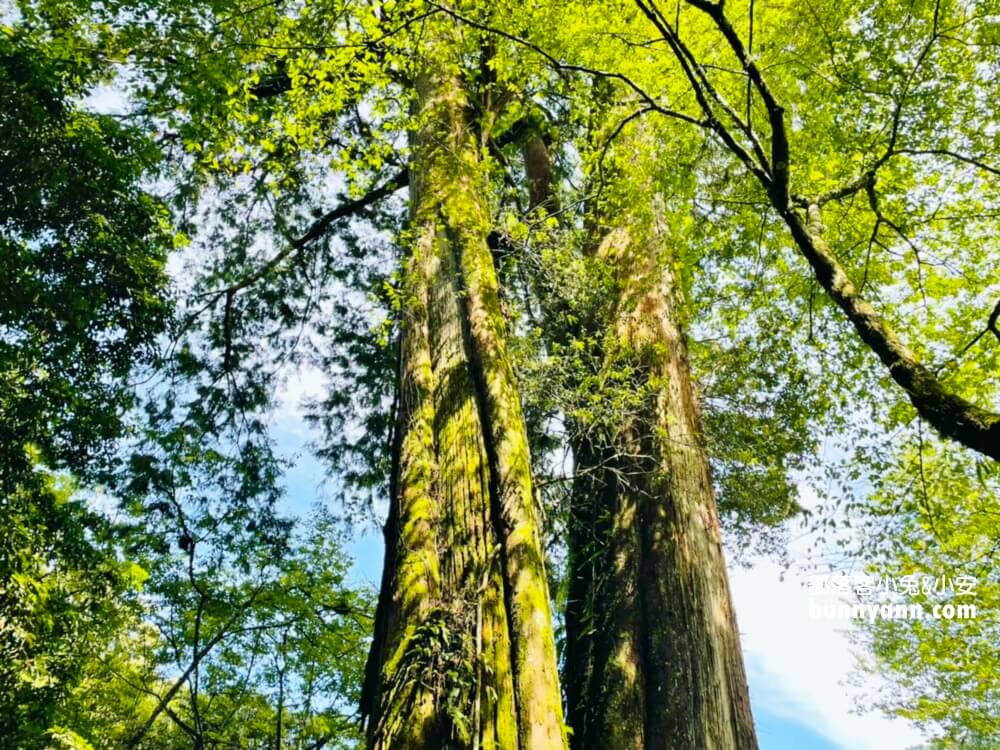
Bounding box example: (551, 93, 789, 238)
(0, 17, 170, 747)
(0, 20, 172, 486)
(305, 226, 401, 524)
(0, 465, 143, 748)
(853, 438, 999, 747)
(5, 0, 999, 745)
(121, 507, 371, 749)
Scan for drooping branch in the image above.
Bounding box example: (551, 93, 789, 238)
(427, 1, 705, 128)
(633, 0, 773, 187)
(185, 168, 408, 371)
(634, 0, 1000, 460)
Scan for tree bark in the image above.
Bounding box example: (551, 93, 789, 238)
(361, 22, 567, 750)
(564, 220, 758, 750)
(519, 108, 757, 749)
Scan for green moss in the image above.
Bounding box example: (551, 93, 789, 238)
(369, 20, 567, 749)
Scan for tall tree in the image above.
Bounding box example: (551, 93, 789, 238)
(67, 1, 570, 745)
(507, 92, 764, 748)
(561, 164, 757, 750)
(0, 16, 171, 747)
(361, 18, 566, 749)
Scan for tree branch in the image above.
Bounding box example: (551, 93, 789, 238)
(634, 0, 773, 187)
(636, 0, 1000, 459)
(125, 585, 266, 748)
(959, 299, 1000, 354)
(788, 203, 1000, 459)
(195, 168, 408, 312)
(681, 0, 790, 203)
(427, 1, 704, 128)
(248, 169, 408, 292)
(897, 148, 1000, 177)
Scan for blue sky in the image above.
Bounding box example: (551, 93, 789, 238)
(272, 373, 925, 750)
(755, 708, 844, 750)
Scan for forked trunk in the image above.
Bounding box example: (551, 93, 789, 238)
(361, 23, 566, 750)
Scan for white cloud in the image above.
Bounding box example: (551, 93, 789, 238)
(273, 363, 328, 428)
(730, 533, 926, 750)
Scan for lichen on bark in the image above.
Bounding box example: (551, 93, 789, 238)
(362, 18, 567, 750)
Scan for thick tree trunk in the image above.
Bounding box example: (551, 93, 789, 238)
(361, 24, 566, 750)
(519, 115, 757, 749)
(564, 223, 757, 750)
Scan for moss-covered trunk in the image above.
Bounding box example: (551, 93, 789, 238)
(361, 23, 566, 750)
(564, 217, 758, 750)
(517, 112, 756, 748)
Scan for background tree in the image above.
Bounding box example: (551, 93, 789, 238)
(1, 8, 375, 749)
(1, 16, 171, 747)
(486, 87, 796, 747)
(851, 439, 998, 747)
